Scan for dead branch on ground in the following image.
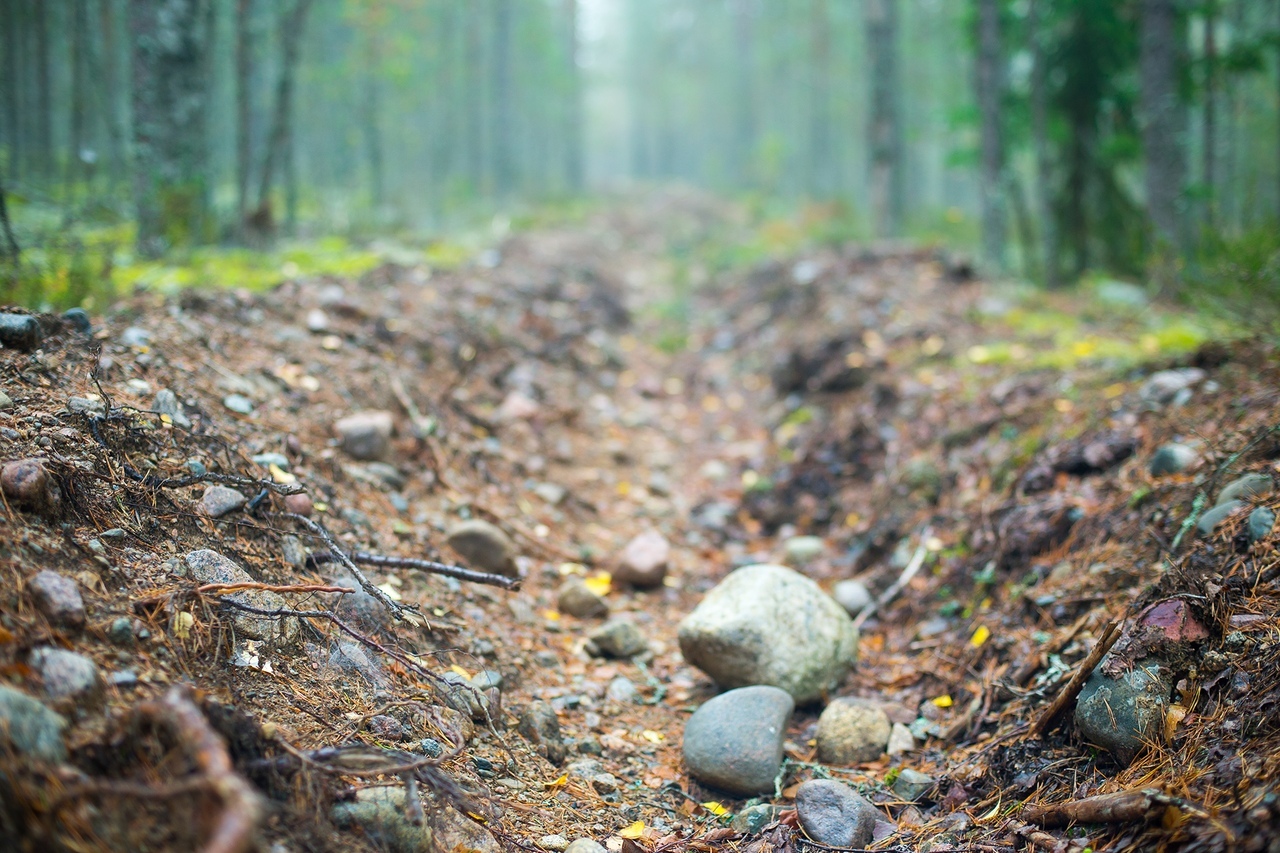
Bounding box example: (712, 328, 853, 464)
(310, 549, 520, 590)
(1029, 619, 1121, 738)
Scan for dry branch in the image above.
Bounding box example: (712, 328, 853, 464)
(1022, 787, 1172, 827)
(1029, 619, 1121, 738)
(281, 512, 413, 618)
(853, 533, 929, 630)
(310, 549, 520, 590)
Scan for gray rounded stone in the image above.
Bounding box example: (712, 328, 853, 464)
(833, 579, 872, 615)
(199, 485, 248, 518)
(30, 571, 85, 631)
(539, 835, 570, 851)
(784, 535, 826, 566)
(557, 577, 609, 618)
(29, 647, 103, 710)
(587, 618, 648, 658)
(1198, 501, 1246, 536)
(731, 804, 782, 835)
(334, 410, 394, 461)
(615, 529, 670, 588)
(606, 676, 637, 703)
(682, 684, 794, 796)
(678, 564, 859, 704)
(0, 313, 43, 351)
(891, 768, 935, 802)
(564, 840, 606, 853)
(1218, 473, 1273, 505)
(816, 698, 892, 765)
(446, 519, 518, 577)
(794, 779, 880, 848)
(1248, 507, 1276, 543)
(184, 550, 298, 642)
(1075, 661, 1169, 764)
(518, 700, 566, 764)
(1149, 443, 1197, 476)
(0, 684, 67, 762)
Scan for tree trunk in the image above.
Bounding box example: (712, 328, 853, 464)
(130, 0, 212, 257)
(492, 0, 515, 198)
(464, 2, 484, 194)
(34, 0, 53, 185)
(363, 30, 384, 211)
(1139, 0, 1187, 253)
(2, 0, 22, 183)
(1202, 1, 1217, 231)
(976, 0, 1006, 272)
(562, 0, 584, 191)
(100, 0, 128, 196)
(255, 0, 312, 235)
(731, 0, 757, 188)
(866, 0, 905, 238)
(808, 0, 832, 197)
(0, 177, 18, 263)
(68, 0, 91, 203)
(235, 0, 253, 226)
(1029, 0, 1059, 285)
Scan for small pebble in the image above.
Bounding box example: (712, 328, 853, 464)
(816, 698, 892, 765)
(1248, 506, 1276, 543)
(557, 577, 609, 618)
(891, 768, 935, 802)
(0, 389, 13, 410)
(794, 779, 880, 849)
(539, 835, 570, 852)
(1, 458, 61, 516)
(284, 492, 313, 516)
(833, 579, 872, 615)
(447, 519, 518, 577)
(615, 529, 670, 588)
(334, 410, 394, 461)
(564, 840, 607, 853)
(0, 313, 43, 351)
(223, 394, 255, 415)
(29, 647, 103, 711)
(587, 618, 648, 658)
(200, 485, 248, 518)
(109, 670, 139, 689)
(108, 617, 135, 647)
(29, 571, 85, 631)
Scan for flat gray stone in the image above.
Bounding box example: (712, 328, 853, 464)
(784, 535, 826, 565)
(1075, 660, 1169, 764)
(816, 698, 892, 765)
(891, 768, 935, 802)
(0, 684, 67, 762)
(335, 410, 394, 461)
(183, 550, 298, 642)
(678, 564, 859, 704)
(1149, 443, 1197, 476)
(795, 779, 879, 848)
(30, 571, 85, 631)
(539, 835, 570, 851)
(152, 389, 191, 428)
(564, 840, 606, 853)
(587, 618, 647, 658)
(1198, 500, 1246, 536)
(222, 394, 255, 415)
(1219, 473, 1273, 505)
(518, 700, 566, 764)
(199, 486, 247, 518)
(682, 684, 793, 796)
(446, 519, 518, 577)
(30, 647, 103, 710)
(732, 804, 782, 835)
(334, 786, 498, 853)
(558, 577, 608, 618)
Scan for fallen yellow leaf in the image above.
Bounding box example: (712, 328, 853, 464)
(970, 625, 991, 648)
(618, 821, 645, 839)
(932, 694, 953, 708)
(641, 730, 665, 743)
(701, 801, 728, 816)
(450, 664, 472, 679)
(174, 611, 195, 639)
(269, 463, 297, 484)
(583, 572, 612, 597)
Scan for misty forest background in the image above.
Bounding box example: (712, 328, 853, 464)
(2, 0, 1280, 325)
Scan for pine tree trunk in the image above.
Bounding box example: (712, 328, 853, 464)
(1139, 0, 1187, 253)
(255, 0, 312, 234)
(1202, 2, 1217, 231)
(562, 0, 584, 192)
(866, 0, 904, 238)
(1029, 0, 1059, 286)
(34, 0, 53, 185)
(130, 0, 212, 257)
(808, 0, 832, 197)
(2, 0, 22, 183)
(731, 0, 757, 188)
(492, 0, 515, 198)
(976, 0, 1005, 272)
(363, 31, 384, 210)
(235, 0, 253, 226)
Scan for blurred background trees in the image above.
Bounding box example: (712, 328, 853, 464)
(1, 0, 1279, 299)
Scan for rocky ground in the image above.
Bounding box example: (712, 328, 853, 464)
(1, 192, 1278, 853)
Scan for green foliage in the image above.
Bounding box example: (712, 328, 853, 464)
(1184, 225, 1280, 336)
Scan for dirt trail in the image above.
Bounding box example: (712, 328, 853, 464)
(2, 193, 1279, 852)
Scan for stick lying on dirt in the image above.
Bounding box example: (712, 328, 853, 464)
(1029, 618, 1121, 738)
(282, 512, 416, 618)
(1022, 787, 1195, 827)
(309, 550, 520, 590)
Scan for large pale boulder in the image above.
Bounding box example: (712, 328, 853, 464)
(677, 564, 858, 704)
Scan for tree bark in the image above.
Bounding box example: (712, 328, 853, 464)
(976, 0, 1006, 272)
(492, 0, 515, 197)
(731, 0, 757, 188)
(0, 178, 19, 262)
(130, 0, 212, 257)
(1029, 0, 1059, 285)
(1139, 0, 1187, 253)
(562, 0, 584, 191)
(362, 29, 384, 210)
(866, 0, 905, 238)
(34, 0, 53, 185)
(1202, 1, 1217, 231)
(235, 0, 253, 226)
(808, 0, 832, 197)
(255, 0, 312, 234)
(2, 0, 22, 183)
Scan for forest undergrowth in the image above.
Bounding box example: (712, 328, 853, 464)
(0, 191, 1277, 853)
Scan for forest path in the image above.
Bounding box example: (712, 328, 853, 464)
(1, 192, 1277, 852)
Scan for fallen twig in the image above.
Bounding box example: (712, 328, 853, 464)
(1022, 787, 1191, 827)
(281, 512, 413, 618)
(854, 532, 930, 631)
(1029, 619, 1121, 738)
(311, 550, 520, 590)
